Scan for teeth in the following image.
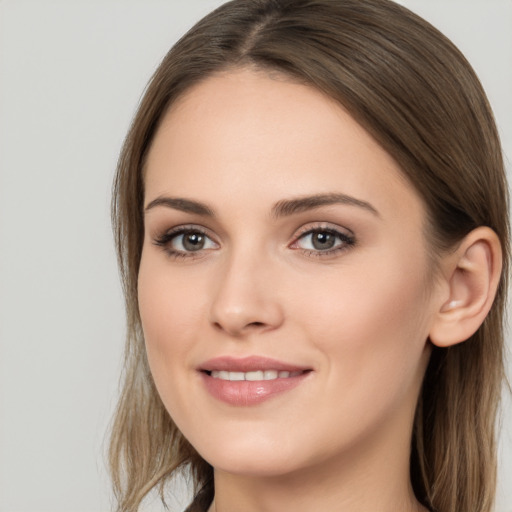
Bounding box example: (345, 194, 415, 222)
(210, 370, 302, 381)
(246, 371, 264, 381)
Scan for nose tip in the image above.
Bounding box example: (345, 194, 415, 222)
(211, 301, 284, 337)
(211, 310, 278, 337)
(208, 262, 284, 337)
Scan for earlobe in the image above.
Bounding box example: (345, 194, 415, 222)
(429, 227, 502, 348)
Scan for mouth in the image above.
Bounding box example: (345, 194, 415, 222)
(198, 356, 313, 406)
(207, 369, 306, 381)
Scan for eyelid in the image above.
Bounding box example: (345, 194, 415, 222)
(153, 223, 216, 241)
(292, 222, 355, 243)
(291, 222, 354, 240)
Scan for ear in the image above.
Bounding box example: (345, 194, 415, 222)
(429, 227, 502, 348)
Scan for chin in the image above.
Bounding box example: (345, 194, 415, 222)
(191, 432, 308, 477)
(207, 454, 303, 478)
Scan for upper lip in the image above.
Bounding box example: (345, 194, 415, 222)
(199, 356, 311, 373)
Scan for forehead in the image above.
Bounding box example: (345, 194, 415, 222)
(144, 68, 423, 225)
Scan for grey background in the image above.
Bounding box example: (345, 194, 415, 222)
(0, 1, 510, 510)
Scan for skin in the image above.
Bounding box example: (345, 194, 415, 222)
(138, 68, 442, 512)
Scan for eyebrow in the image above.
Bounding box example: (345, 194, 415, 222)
(144, 193, 379, 218)
(271, 193, 379, 218)
(145, 196, 215, 216)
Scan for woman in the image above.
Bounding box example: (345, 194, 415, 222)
(109, 1, 510, 511)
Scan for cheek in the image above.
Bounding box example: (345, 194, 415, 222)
(137, 253, 206, 368)
(294, 249, 433, 398)
(137, 253, 211, 426)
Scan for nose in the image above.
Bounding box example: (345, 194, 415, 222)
(208, 250, 285, 337)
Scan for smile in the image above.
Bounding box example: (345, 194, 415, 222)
(199, 356, 312, 406)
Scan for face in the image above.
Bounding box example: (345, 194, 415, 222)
(139, 68, 440, 478)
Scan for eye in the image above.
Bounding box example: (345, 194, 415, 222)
(291, 227, 355, 255)
(172, 231, 216, 252)
(154, 226, 218, 257)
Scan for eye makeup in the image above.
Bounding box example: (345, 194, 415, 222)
(153, 224, 219, 260)
(152, 221, 356, 261)
(289, 223, 356, 259)
(291, 227, 355, 258)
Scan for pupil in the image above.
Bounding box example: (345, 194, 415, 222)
(312, 231, 335, 250)
(183, 232, 204, 251)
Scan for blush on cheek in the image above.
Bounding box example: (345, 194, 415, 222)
(138, 262, 207, 375)
(304, 261, 431, 382)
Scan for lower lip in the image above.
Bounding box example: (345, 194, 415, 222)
(201, 372, 309, 406)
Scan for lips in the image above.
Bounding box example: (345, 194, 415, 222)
(198, 356, 312, 406)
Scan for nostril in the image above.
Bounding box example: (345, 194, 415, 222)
(212, 319, 269, 336)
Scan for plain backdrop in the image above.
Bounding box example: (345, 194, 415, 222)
(0, 1, 510, 511)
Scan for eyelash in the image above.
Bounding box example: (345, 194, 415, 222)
(290, 225, 356, 258)
(153, 225, 216, 260)
(153, 224, 356, 260)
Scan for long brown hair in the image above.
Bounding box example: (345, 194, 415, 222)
(109, 1, 510, 511)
